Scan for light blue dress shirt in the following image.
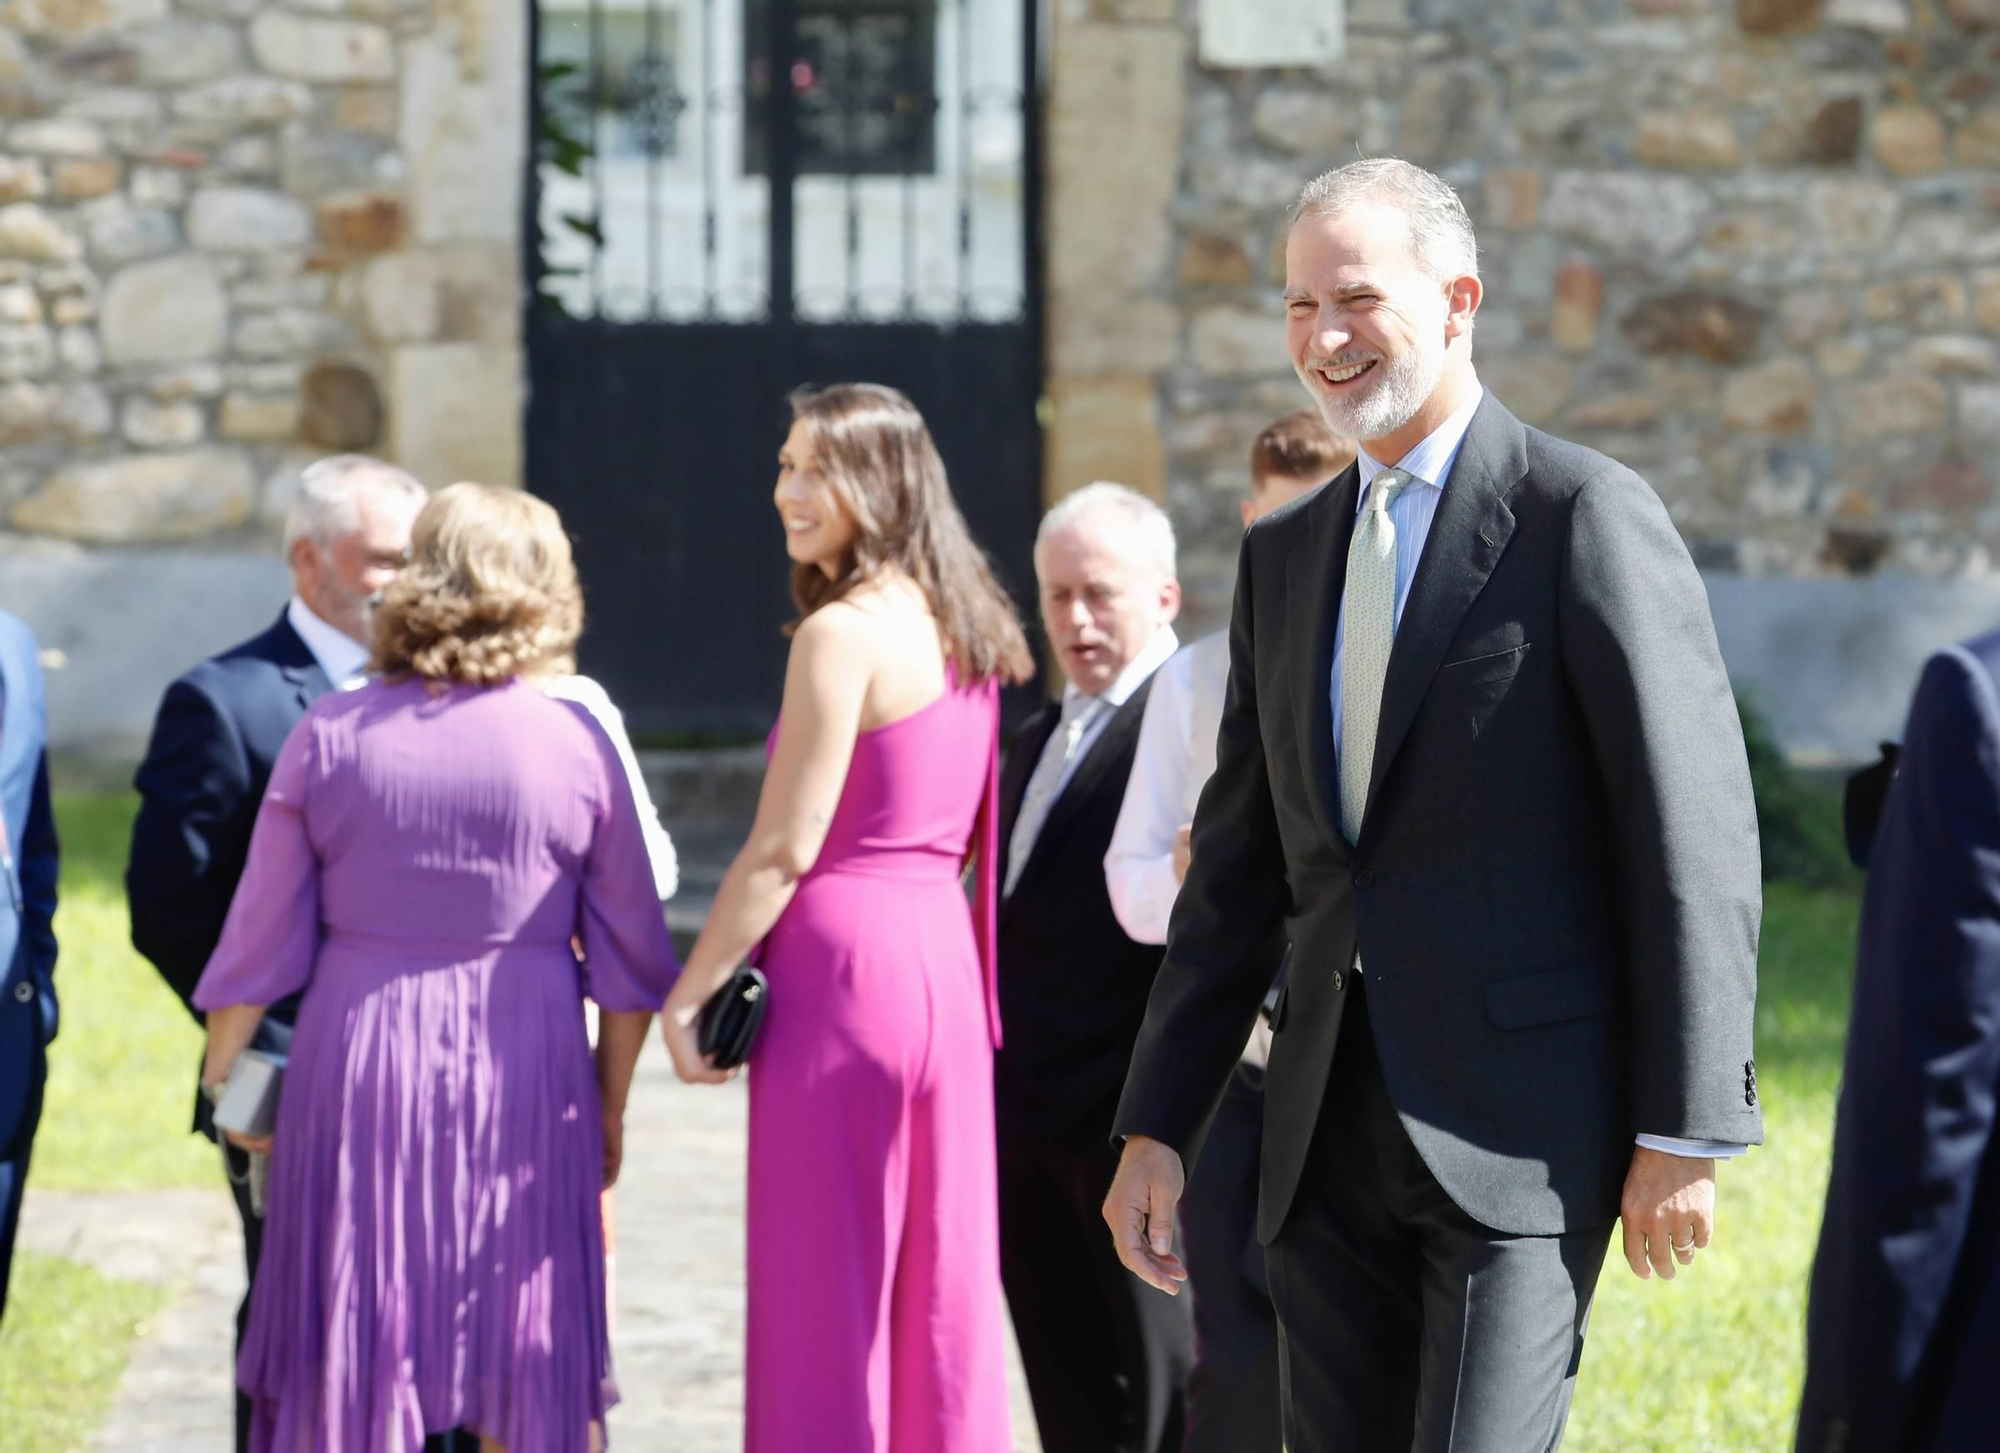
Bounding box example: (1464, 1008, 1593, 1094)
(1327, 385, 1744, 1163)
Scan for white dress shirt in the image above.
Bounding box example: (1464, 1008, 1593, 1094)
(1330, 387, 1744, 1163)
(538, 674, 680, 902)
(287, 596, 370, 687)
(1105, 630, 1227, 945)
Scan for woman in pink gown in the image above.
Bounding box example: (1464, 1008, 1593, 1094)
(195, 484, 678, 1452)
(661, 384, 1033, 1452)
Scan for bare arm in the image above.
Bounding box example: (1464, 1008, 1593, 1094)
(200, 1001, 269, 1086)
(595, 1007, 652, 1186)
(660, 608, 870, 1081)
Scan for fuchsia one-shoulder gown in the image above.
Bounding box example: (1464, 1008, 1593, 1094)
(745, 674, 1012, 1453)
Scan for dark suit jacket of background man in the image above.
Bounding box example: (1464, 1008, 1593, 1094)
(1115, 393, 1764, 1247)
(0, 609, 59, 1323)
(996, 677, 1164, 1138)
(1797, 629, 2000, 1453)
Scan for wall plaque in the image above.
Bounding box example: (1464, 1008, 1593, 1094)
(1198, 0, 1344, 69)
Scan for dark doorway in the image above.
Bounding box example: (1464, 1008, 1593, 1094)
(526, 0, 1043, 737)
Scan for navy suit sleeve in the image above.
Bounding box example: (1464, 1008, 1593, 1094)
(1799, 645, 2000, 1452)
(127, 677, 253, 1018)
(21, 752, 58, 1044)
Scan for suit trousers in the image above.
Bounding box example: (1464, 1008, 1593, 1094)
(1179, 1065, 1282, 1453)
(0, 1036, 44, 1324)
(1265, 978, 1613, 1453)
(999, 1124, 1194, 1453)
(222, 1143, 475, 1453)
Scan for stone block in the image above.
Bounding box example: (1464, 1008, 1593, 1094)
(51, 322, 92, 372)
(52, 156, 117, 199)
(1957, 109, 2000, 168)
(0, 280, 37, 324)
(119, 394, 201, 447)
(1865, 273, 1968, 327)
(13, 447, 253, 541)
(1723, 356, 1816, 432)
(334, 87, 398, 137)
(390, 341, 522, 491)
(9, 118, 103, 156)
(1397, 63, 1501, 162)
(1888, 458, 1991, 512)
(1979, 270, 2000, 333)
(399, 12, 527, 246)
(249, 12, 394, 83)
(360, 248, 441, 343)
(80, 197, 176, 265)
(0, 0, 166, 38)
(0, 24, 25, 82)
(125, 17, 239, 85)
(299, 360, 381, 449)
(1947, 0, 2000, 26)
(280, 126, 397, 197)
(219, 390, 297, 441)
(1189, 306, 1284, 377)
(171, 77, 314, 126)
(1838, 373, 1949, 440)
(1963, 382, 2000, 441)
(1177, 233, 1254, 289)
(1484, 168, 1542, 229)
(128, 165, 183, 209)
(1621, 290, 1767, 363)
(316, 190, 406, 252)
(232, 308, 353, 359)
(1907, 335, 1999, 375)
(0, 203, 77, 263)
(0, 156, 45, 203)
(1818, 335, 1869, 377)
(1048, 297, 1181, 377)
(53, 377, 107, 437)
(1551, 261, 1603, 353)
(187, 188, 313, 253)
(1633, 110, 1743, 169)
(1543, 173, 1707, 259)
(1781, 286, 1848, 344)
(0, 376, 45, 440)
(1804, 178, 1902, 253)
(1565, 394, 1662, 430)
(1825, 0, 1911, 27)
(1738, 0, 1823, 32)
(1488, 356, 1574, 426)
(1043, 373, 1163, 503)
(1872, 106, 1946, 175)
(141, 362, 220, 399)
(1758, 95, 1863, 166)
(99, 252, 226, 365)
(1250, 89, 1359, 156)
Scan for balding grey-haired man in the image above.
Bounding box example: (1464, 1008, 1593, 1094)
(1102, 160, 1763, 1452)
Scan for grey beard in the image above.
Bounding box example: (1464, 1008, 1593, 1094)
(1299, 342, 1444, 443)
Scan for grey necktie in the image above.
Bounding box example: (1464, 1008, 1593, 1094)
(1340, 469, 1412, 841)
(1005, 691, 1109, 897)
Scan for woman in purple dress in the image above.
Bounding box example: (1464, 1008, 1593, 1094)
(660, 384, 1033, 1452)
(195, 483, 679, 1453)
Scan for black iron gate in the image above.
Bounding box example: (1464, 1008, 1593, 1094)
(525, 0, 1043, 736)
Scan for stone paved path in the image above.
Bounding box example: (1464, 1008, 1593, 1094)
(20, 1036, 1043, 1451)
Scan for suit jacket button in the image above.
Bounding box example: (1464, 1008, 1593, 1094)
(12, 980, 32, 1003)
(1352, 868, 1375, 890)
(1331, 969, 1345, 991)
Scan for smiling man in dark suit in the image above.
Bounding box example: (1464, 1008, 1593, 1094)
(127, 454, 427, 1452)
(996, 481, 1193, 1453)
(1102, 159, 1764, 1453)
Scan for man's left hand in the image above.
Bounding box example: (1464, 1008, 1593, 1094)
(1619, 1146, 1714, 1280)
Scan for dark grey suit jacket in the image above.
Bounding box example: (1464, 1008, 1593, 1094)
(1113, 393, 1764, 1242)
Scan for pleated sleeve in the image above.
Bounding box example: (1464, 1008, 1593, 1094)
(573, 709, 681, 1011)
(192, 713, 322, 1012)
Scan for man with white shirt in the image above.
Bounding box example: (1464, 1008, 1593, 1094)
(1102, 160, 1762, 1452)
(1104, 409, 1352, 1453)
(127, 454, 432, 1453)
(995, 482, 1192, 1453)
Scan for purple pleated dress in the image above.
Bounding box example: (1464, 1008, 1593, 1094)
(193, 676, 680, 1453)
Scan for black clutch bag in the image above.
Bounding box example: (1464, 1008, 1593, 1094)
(698, 966, 768, 1070)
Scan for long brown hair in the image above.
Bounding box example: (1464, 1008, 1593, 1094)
(784, 383, 1033, 686)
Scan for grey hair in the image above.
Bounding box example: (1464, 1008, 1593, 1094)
(1293, 158, 1480, 283)
(1036, 481, 1178, 586)
(282, 454, 427, 553)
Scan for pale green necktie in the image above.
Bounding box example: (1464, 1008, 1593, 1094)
(1340, 469, 1412, 841)
(1005, 690, 1109, 897)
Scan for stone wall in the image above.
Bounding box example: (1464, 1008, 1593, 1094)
(0, 0, 522, 749)
(1044, 0, 2000, 760)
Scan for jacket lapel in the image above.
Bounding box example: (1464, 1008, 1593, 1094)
(1361, 395, 1526, 831)
(1005, 677, 1156, 909)
(996, 703, 1057, 910)
(270, 612, 334, 710)
(1286, 464, 1361, 856)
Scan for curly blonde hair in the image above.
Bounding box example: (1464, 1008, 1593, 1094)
(371, 482, 583, 685)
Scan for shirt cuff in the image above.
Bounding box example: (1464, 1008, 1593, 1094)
(1635, 1134, 1750, 1160)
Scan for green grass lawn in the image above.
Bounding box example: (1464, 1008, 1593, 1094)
(1566, 883, 1861, 1452)
(13, 792, 1862, 1450)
